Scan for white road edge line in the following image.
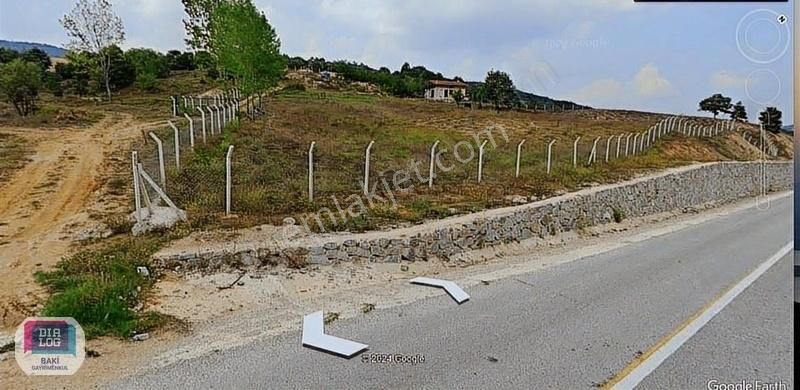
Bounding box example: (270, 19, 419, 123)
(410, 277, 470, 304)
(612, 241, 793, 390)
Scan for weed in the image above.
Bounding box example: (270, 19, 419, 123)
(612, 208, 625, 223)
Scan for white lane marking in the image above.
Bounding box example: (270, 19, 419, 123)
(612, 241, 793, 390)
(410, 277, 470, 304)
(301, 311, 368, 357)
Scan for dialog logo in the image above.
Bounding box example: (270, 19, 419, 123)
(14, 317, 85, 375)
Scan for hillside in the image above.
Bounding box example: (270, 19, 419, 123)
(0, 39, 67, 57)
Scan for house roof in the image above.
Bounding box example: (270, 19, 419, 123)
(427, 79, 468, 88)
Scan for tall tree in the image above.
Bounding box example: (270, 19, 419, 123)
(61, 0, 125, 101)
(759, 107, 783, 133)
(731, 101, 747, 121)
(0, 59, 43, 116)
(484, 70, 516, 109)
(698, 93, 732, 119)
(209, 0, 284, 95)
(182, 0, 223, 51)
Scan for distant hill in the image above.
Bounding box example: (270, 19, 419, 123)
(465, 81, 589, 110)
(0, 40, 67, 58)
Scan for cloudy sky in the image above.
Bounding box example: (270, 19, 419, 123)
(0, 0, 793, 121)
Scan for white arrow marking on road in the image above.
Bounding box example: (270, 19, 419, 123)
(410, 277, 470, 304)
(301, 311, 368, 358)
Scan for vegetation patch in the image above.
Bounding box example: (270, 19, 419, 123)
(34, 229, 188, 338)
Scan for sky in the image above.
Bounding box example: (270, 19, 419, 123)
(0, 0, 793, 121)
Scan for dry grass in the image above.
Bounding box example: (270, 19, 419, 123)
(165, 87, 792, 232)
(0, 132, 33, 184)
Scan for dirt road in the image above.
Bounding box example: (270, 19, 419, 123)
(0, 113, 154, 330)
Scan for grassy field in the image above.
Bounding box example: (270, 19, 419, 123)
(166, 87, 790, 232)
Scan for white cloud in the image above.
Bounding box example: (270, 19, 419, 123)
(633, 63, 676, 97)
(569, 79, 625, 102)
(709, 70, 747, 89)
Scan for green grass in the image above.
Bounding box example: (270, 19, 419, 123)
(34, 230, 187, 339)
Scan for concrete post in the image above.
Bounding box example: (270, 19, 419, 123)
(226, 145, 234, 215)
(169, 121, 180, 170)
(184, 113, 195, 149)
(588, 137, 600, 165)
(148, 132, 166, 189)
(546, 140, 556, 175)
(477, 140, 489, 183)
(170, 96, 177, 117)
(572, 136, 581, 167)
(363, 141, 375, 195)
(199, 108, 207, 143)
(308, 142, 315, 202)
(429, 140, 440, 188)
(605, 135, 613, 162)
(624, 133, 632, 156)
(632, 133, 639, 155)
(131, 151, 142, 222)
(515, 139, 526, 178)
(616, 134, 623, 158)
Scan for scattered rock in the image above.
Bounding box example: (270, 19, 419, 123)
(136, 266, 151, 277)
(282, 217, 296, 226)
(400, 265, 409, 272)
(486, 356, 499, 363)
(131, 333, 150, 342)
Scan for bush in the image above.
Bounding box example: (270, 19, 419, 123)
(0, 59, 42, 116)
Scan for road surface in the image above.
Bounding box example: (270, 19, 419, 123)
(114, 195, 793, 389)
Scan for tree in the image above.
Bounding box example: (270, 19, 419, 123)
(61, 0, 125, 101)
(209, 0, 285, 95)
(468, 84, 486, 108)
(166, 50, 196, 71)
(126, 48, 170, 79)
(102, 45, 135, 91)
(484, 70, 516, 109)
(0, 48, 20, 65)
(759, 107, 783, 133)
(0, 59, 43, 116)
(451, 89, 465, 106)
(182, 0, 223, 51)
(21, 48, 51, 75)
(698, 93, 732, 119)
(731, 101, 747, 121)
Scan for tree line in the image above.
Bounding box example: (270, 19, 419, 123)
(698, 93, 784, 133)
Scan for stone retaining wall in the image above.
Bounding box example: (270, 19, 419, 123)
(154, 161, 792, 271)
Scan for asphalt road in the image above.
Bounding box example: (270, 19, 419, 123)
(115, 196, 793, 390)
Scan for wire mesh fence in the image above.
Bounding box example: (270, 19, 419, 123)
(129, 106, 758, 231)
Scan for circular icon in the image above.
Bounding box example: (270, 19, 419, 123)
(744, 68, 782, 105)
(736, 9, 791, 64)
(15, 317, 85, 376)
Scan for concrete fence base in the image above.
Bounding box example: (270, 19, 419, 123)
(153, 161, 792, 272)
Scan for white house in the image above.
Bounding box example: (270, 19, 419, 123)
(424, 80, 468, 102)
